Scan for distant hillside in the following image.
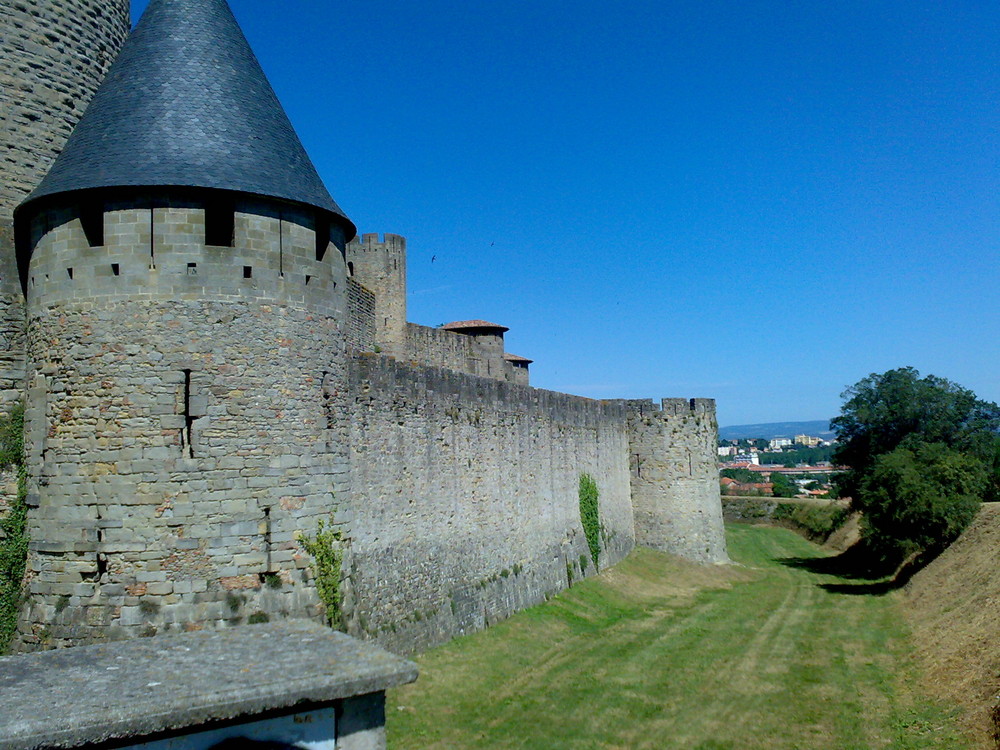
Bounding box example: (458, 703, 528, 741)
(718, 420, 834, 441)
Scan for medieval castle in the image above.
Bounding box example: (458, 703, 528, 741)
(0, 0, 727, 654)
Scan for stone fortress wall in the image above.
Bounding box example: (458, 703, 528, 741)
(402, 323, 521, 383)
(0, 0, 131, 417)
(3, 0, 729, 653)
(346, 354, 634, 652)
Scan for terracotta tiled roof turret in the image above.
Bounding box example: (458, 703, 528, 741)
(503, 353, 533, 364)
(440, 320, 509, 333)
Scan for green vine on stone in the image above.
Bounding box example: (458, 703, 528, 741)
(0, 404, 27, 653)
(579, 473, 601, 569)
(298, 518, 345, 630)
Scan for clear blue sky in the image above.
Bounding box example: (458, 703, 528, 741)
(131, 0, 1000, 426)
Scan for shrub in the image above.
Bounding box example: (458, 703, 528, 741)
(857, 442, 987, 557)
(578, 474, 600, 568)
(299, 518, 345, 629)
(772, 502, 849, 541)
(0, 404, 26, 653)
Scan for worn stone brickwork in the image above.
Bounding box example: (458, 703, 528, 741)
(346, 353, 635, 653)
(0, 1, 130, 418)
(0, 221, 25, 417)
(345, 234, 406, 357)
(15, 196, 350, 648)
(624, 398, 729, 564)
(0, 0, 130, 216)
(346, 279, 375, 351)
(0, 469, 16, 540)
(403, 323, 520, 383)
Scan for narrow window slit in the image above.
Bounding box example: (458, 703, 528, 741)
(149, 202, 156, 267)
(264, 506, 272, 572)
(304, 274, 311, 285)
(243, 266, 252, 279)
(182, 368, 194, 458)
(278, 212, 284, 277)
(67, 268, 73, 280)
(187, 262, 197, 275)
(111, 263, 120, 276)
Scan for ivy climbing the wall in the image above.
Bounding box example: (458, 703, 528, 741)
(0, 404, 27, 653)
(579, 473, 601, 569)
(298, 518, 345, 630)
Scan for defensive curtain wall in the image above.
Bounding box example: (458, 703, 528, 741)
(347, 354, 635, 653)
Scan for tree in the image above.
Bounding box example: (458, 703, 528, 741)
(721, 468, 760, 484)
(858, 442, 987, 557)
(831, 367, 1000, 559)
(770, 472, 797, 498)
(832, 367, 1000, 501)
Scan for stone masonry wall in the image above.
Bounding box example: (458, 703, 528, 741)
(345, 278, 375, 351)
(0, 0, 130, 215)
(0, 0, 130, 418)
(345, 234, 406, 357)
(16, 196, 350, 649)
(347, 354, 635, 653)
(624, 398, 729, 564)
(404, 323, 520, 383)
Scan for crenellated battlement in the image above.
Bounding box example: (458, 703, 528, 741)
(348, 233, 407, 253)
(621, 397, 716, 416)
(23, 194, 348, 318)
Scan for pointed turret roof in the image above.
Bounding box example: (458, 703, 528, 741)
(17, 0, 354, 236)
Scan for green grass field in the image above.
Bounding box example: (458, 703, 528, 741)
(386, 525, 970, 749)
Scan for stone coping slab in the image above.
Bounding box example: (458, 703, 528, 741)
(0, 621, 418, 750)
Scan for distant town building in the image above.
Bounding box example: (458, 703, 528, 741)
(769, 438, 792, 450)
(794, 434, 822, 447)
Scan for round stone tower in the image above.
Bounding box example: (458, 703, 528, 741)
(13, 0, 356, 648)
(0, 0, 131, 415)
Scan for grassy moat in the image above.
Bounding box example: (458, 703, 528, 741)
(387, 525, 969, 749)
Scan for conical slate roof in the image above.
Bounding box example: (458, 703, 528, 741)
(17, 0, 354, 236)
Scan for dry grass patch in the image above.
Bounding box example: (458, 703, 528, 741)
(388, 527, 968, 749)
(904, 503, 1000, 747)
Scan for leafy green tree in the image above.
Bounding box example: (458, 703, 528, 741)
(770, 472, 798, 498)
(858, 442, 987, 557)
(720, 468, 761, 484)
(832, 367, 1000, 501)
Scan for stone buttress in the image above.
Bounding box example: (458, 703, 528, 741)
(11, 0, 356, 647)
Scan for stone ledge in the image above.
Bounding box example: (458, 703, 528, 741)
(0, 621, 418, 750)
